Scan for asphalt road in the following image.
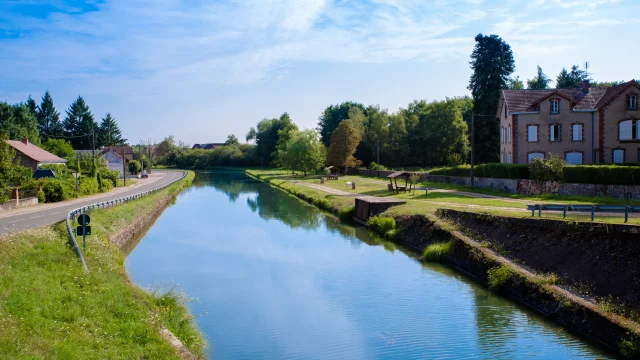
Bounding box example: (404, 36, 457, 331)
(0, 171, 184, 235)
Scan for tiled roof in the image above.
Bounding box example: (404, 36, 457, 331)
(502, 80, 638, 113)
(6, 140, 67, 163)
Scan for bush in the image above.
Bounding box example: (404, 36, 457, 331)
(39, 164, 69, 177)
(446, 153, 465, 166)
(369, 162, 388, 171)
(563, 165, 640, 185)
(487, 265, 514, 290)
(429, 163, 530, 179)
(422, 241, 453, 262)
(367, 215, 396, 234)
(99, 179, 113, 193)
(42, 180, 74, 202)
(128, 160, 141, 175)
(36, 190, 45, 203)
(528, 154, 564, 181)
(100, 168, 119, 187)
(78, 176, 99, 195)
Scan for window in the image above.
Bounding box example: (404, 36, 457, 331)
(613, 149, 624, 163)
(565, 152, 583, 165)
(630, 95, 638, 110)
(507, 152, 512, 164)
(572, 124, 583, 141)
(501, 152, 505, 163)
(619, 120, 640, 140)
(528, 153, 544, 162)
(501, 127, 504, 144)
(551, 100, 559, 114)
(550, 124, 561, 141)
(507, 125, 511, 143)
(527, 125, 538, 142)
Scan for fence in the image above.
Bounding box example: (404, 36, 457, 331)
(527, 204, 640, 223)
(66, 171, 188, 272)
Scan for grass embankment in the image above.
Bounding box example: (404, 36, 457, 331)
(0, 171, 206, 359)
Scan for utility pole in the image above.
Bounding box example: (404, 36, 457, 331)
(121, 145, 126, 187)
(470, 113, 475, 187)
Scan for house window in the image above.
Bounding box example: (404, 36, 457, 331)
(507, 152, 512, 164)
(528, 153, 544, 162)
(572, 124, 583, 141)
(619, 119, 640, 140)
(613, 149, 625, 163)
(507, 125, 511, 143)
(565, 152, 583, 165)
(550, 124, 561, 142)
(501, 127, 504, 144)
(630, 95, 638, 110)
(551, 100, 559, 114)
(501, 152, 505, 163)
(527, 125, 538, 142)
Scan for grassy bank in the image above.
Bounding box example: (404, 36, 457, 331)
(0, 171, 206, 359)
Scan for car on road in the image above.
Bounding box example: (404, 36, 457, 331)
(141, 170, 148, 178)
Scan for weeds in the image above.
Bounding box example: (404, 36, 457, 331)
(422, 241, 454, 262)
(532, 273, 561, 286)
(487, 265, 514, 290)
(367, 216, 396, 234)
(620, 333, 640, 358)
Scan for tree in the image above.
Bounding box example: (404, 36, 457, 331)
(556, 65, 590, 89)
(245, 127, 257, 143)
(42, 138, 75, 160)
(254, 112, 296, 166)
(26, 96, 38, 117)
(97, 113, 126, 146)
(0, 102, 40, 145)
(63, 96, 97, 149)
(507, 76, 524, 89)
(364, 105, 389, 165)
(128, 160, 141, 175)
(283, 130, 326, 176)
(37, 91, 63, 140)
(468, 33, 515, 164)
(317, 102, 366, 146)
(0, 135, 31, 202)
(224, 134, 240, 146)
(383, 113, 408, 168)
(326, 120, 362, 172)
(591, 80, 622, 88)
(527, 66, 552, 89)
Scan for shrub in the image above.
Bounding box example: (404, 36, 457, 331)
(128, 160, 141, 175)
(563, 165, 640, 185)
(38, 164, 69, 177)
(367, 215, 396, 234)
(487, 265, 514, 290)
(78, 176, 99, 195)
(42, 180, 73, 202)
(36, 190, 45, 203)
(529, 154, 564, 181)
(422, 241, 453, 262)
(429, 163, 530, 179)
(369, 162, 388, 171)
(100, 169, 119, 187)
(446, 153, 465, 166)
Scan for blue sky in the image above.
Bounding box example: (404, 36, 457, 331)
(1, 0, 638, 144)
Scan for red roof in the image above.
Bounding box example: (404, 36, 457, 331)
(6, 140, 67, 164)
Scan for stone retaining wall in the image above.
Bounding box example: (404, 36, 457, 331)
(0, 197, 38, 211)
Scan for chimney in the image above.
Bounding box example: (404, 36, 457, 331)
(582, 80, 590, 94)
(21, 138, 29, 145)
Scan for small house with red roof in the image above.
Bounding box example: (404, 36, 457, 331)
(6, 139, 67, 172)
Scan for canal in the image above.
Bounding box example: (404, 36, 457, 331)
(126, 171, 612, 359)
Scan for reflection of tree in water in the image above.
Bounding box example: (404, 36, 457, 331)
(470, 284, 517, 358)
(194, 171, 260, 202)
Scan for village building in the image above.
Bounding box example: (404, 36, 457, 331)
(498, 80, 640, 165)
(74, 146, 131, 178)
(6, 139, 67, 171)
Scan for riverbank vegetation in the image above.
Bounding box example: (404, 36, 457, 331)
(0, 171, 205, 359)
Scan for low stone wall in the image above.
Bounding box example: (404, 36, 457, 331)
(0, 197, 39, 211)
(427, 175, 520, 193)
(356, 169, 428, 181)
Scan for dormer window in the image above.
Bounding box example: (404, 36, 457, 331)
(630, 95, 638, 110)
(550, 100, 559, 114)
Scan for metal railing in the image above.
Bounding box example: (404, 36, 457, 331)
(66, 171, 188, 271)
(527, 204, 640, 223)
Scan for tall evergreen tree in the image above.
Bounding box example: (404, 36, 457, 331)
(0, 102, 40, 145)
(26, 96, 38, 117)
(63, 96, 97, 149)
(468, 33, 515, 164)
(527, 66, 552, 89)
(97, 113, 126, 146)
(37, 91, 63, 140)
(556, 65, 590, 89)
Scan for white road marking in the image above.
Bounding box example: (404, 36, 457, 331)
(7, 219, 25, 224)
(50, 212, 60, 215)
(31, 215, 45, 219)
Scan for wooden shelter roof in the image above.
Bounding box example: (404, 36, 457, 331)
(387, 171, 411, 178)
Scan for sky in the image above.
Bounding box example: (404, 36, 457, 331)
(1, 0, 639, 145)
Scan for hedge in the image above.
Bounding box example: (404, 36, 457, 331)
(562, 165, 640, 185)
(428, 164, 530, 180)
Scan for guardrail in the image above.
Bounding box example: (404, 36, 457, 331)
(527, 204, 640, 223)
(66, 171, 188, 271)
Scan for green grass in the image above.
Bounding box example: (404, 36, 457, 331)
(487, 265, 515, 290)
(422, 241, 454, 262)
(0, 171, 206, 359)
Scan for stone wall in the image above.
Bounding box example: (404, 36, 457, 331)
(427, 175, 520, 193)
(0, 197, 39, 211)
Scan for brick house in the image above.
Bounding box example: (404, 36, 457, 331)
(6, 139, 67, 171)
(498, 80, 640, 164)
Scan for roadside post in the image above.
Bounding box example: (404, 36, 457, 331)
(77, 211, 91, 253)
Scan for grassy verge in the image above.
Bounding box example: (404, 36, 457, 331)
(0, 171, 206, 359)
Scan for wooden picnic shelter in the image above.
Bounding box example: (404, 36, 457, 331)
(387, 171, 413, 193)
(325, 166, 339, 180)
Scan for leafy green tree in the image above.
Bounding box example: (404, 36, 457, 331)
(37, 91, 63, 140)
(326, 120, 362, 172)
(468, 33, 515, 164)
(42, 138, 75, 160)
(97, 113, 126, 146)
(364, 105, 389, 165)
(254, 113, 296, 166)
(26, 96, 38, 117)
(556, 65, 590, 89)
(507, 76, 524, 89)
(128, 160, 141, 175)
(527, 66, 552, 89)
(0, 102, 40, 145)
(283, 130, 326, 176)
(224, 134, 240, 146)
(245, 127, 257, 143)
(590, 80, 622, 88)
(63, 96, 97, 149)
(0, 136, 31, 202)
(317, 102, 366, 146)
(383, 113, 408, 168)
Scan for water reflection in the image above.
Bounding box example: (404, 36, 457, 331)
(126, 171, 613, 359)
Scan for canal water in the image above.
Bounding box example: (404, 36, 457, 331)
(126, 172, 612, 359)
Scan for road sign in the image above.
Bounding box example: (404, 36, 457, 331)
(76, 225, 91, 236)
(78, 214, 90, 226)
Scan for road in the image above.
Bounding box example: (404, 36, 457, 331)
(0, 171, 184, 235)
